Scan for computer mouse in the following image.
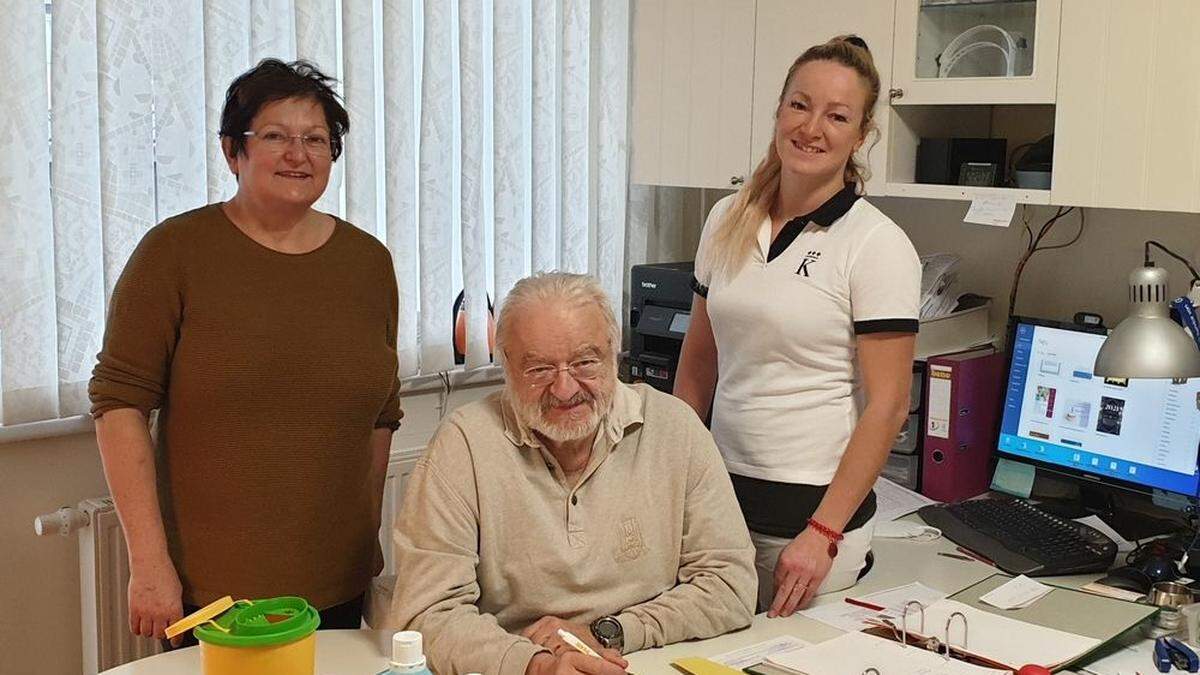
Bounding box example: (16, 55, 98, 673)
(1098, 566, 1152, 594)
(1141, 555, 1182, 583)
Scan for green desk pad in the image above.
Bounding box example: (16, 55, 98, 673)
(946, 573, 1158, 670)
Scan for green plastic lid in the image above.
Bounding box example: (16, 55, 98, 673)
(194, 596, 320, 648)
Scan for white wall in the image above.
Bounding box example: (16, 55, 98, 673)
(872, 198, 1200, 337)
(0, 383, 499, 675)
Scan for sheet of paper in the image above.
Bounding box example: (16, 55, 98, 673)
(765, 631, 1008, 675)
(708, 636, 811, 670)
(798, 582, 947, 633)
(1074, 514, 1138, 553)
(874, 476, 939, 521)
(963, 193, 1017, 227)
(1079, 581, 1145, 603)
(989, 456, 1036, 498)
(978, 574, 1052, 609)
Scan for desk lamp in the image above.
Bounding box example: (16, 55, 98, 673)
(1093, 241, 1200, 379)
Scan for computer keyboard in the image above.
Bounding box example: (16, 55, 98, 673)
(918, 498, 1118, 576)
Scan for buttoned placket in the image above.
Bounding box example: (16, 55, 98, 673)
(536, 433, 620, 550)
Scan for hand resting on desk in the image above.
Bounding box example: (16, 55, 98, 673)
(768, 528, 835, 617)
(521, 616, 628, 674)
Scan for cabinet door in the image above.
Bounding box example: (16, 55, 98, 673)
(1052, 0, 1200, 212)
(891, 0, 1061, 105)
(630, 0, 755, 189)
(750, 0, 895, 197)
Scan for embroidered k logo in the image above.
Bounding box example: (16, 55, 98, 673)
(796, 250, 821, 277)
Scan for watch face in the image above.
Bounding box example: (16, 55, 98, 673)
(594, 617, 620, 640)
(592, 616, 623, 649)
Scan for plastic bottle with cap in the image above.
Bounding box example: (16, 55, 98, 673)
(388, 631, 434, 675)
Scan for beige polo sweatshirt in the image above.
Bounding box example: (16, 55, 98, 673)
(388, 382, 756, 675)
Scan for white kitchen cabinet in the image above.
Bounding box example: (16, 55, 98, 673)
(891, 0, 1061, 105)
(750, 0, 896, 197)
(1052, 0, 1200, 212)
(629, 0, 756, 189)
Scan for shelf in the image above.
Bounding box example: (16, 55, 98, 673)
(920, 0, 1035, 8)
(885, 182, 1051, 204)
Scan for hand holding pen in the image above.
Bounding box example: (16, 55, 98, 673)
(558, 629, 636, 675)
(520, 616, 629, 675)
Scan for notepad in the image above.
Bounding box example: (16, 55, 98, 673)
(764, 631, 1008, 675)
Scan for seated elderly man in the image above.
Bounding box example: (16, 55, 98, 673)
(389, 272, 756, 675)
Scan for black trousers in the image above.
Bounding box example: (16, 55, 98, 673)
(163, 593, 365, 650)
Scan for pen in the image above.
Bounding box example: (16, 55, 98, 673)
(936, 551, 975, 561)
(844, 596, 887, 611)
(954, 546, 995, 565)
(557, 628, 602, 658)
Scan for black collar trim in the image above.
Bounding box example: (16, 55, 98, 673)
(767, 183, 860, 262)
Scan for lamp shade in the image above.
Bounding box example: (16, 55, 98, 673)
(1093, 265, 1200, 379)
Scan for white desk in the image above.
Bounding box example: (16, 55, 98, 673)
(100, 534, 1123, 675)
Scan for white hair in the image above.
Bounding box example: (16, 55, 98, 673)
(494, 272, 620, 363)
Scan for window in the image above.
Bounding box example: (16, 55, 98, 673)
(0, 0, 631, 427)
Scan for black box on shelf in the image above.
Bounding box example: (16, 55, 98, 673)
(915, 137, 1007, 186)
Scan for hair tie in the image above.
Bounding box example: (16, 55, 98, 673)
(843, 35, 869, 52)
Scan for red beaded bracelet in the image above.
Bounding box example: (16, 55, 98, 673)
(806, 518, 844, 558)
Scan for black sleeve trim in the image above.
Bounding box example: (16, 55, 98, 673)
(854, 318, 919, 335)
(689, 275, 709, 298)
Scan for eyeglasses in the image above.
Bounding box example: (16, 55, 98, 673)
(243, 130, 332, 157)
(519, 356, 606, 387)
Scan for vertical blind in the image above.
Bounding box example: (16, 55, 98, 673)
(0, 0, 631, 426)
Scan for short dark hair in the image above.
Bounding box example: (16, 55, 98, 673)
(219, 58, 350, 161)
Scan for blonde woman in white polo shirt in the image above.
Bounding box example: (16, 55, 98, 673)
(674, 36, 920, 618)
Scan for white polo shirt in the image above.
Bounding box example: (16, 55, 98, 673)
(693, 185, 920, 485)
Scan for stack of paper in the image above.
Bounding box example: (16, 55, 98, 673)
(874, 476, 939, 522)
(708, 636, 811, 670)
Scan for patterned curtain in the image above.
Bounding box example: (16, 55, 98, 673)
(0, 0, 631, 426)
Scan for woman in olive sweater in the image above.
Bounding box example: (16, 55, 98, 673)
(89, 59, 401, 645)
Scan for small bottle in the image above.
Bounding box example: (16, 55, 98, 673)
(388, 631, 434, 675)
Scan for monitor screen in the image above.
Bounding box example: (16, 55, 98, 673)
(998, 318, 1200, 498)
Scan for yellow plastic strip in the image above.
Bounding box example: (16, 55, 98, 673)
(670, 658, 745, 675)
(165, 595, 235, 639)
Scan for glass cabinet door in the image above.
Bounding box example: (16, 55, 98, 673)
(917, 0, 1037, 79)
(892, 0, 1061, 104)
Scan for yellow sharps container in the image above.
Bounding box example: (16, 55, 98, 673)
(166, 595, 320, 675)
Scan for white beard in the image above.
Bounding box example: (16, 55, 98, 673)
(507, 386, 612, 443)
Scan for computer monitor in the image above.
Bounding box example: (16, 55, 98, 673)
(997, 316, 1200, 534)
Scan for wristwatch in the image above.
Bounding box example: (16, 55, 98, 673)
(590, 615, 624, 652)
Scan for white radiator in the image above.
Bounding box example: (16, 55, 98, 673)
(34, 498, 162, 674)
(32, 450, 424, 667)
